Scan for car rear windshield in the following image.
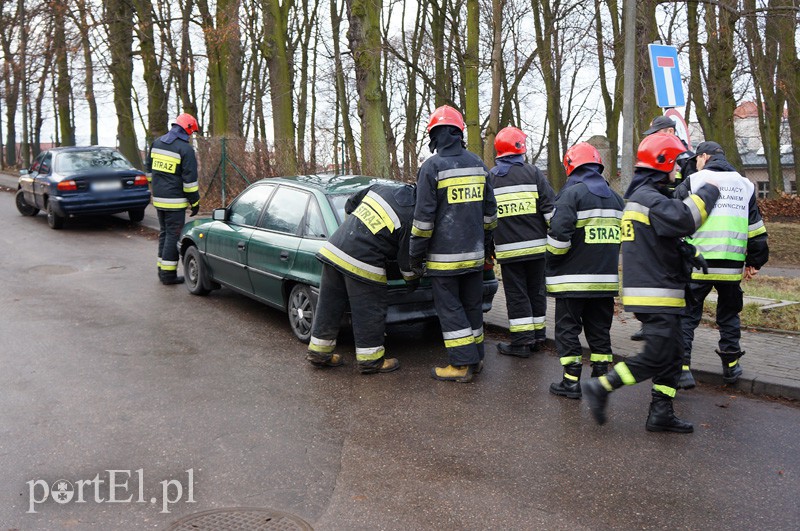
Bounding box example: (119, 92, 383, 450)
(56, 150, 133, 174)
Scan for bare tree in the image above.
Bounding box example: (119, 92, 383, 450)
(106, 0, 141, 168)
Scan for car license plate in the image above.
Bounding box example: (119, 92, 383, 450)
(91, 180, 122, 191)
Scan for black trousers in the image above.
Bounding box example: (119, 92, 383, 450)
(432, 271, 484, 367)
(615, 313, 683, 396)
(681, 281, 744, 361)
(501, 259, 547, 345)
(308, 264, 388, 371)
(157, 209, 185, 279)
(554, 297, 614, 366)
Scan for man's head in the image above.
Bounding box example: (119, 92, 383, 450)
(635, 133, 686, 181)
(494, 126, 527, 157)
(173, 113, 199, 135)
(563, 142, 603, 176)
(644, 115, 677, 136)
(426, 105, 465, 135)
(692, 141, 724, 171)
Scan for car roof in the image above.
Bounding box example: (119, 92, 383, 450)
(45, 146, 120, 153)
(258, 174, 404, 196)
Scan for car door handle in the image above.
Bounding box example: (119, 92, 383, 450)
(280, 251, 289, 261)
(237, 241, 247, 252)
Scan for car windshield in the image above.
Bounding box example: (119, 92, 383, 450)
(55, 150, 133, 174)
(328, 194, 350, 224)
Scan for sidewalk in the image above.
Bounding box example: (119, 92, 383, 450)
(485, 282, 800, 401)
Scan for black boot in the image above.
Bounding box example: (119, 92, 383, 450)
(497, 342, 531, 358)
(717, 349, 744, 384)
(630, 327, 645, 341)
(583, 370, 622, 425)
(646, 393, 693, 433)
(529, 338, 547, 352)
(160, 273, 185, 285)
(549, 362, 582, 399)
(590, 362, 609, 378)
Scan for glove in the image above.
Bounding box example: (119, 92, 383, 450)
(409, 255, 426, 279)
(678, 240, 708, 274)
(190, 204, 200, 217)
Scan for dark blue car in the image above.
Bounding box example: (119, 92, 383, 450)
(15, 146, 151, 229)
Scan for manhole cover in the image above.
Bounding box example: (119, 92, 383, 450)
(167, 507, 313, 530)
(27, 264, 78, 275)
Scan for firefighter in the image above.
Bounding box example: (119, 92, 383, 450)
(146, 113, 201, 285)
(410, 105, 497, 383)
(583, 134, 720, 433)
(546, 143, 624, 399)
(674, 141, 769, 388)
(306, 183, 418, 374)
(489, 126, 555, 357)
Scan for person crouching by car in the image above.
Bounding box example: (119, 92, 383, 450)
(306, 183, 418, 375)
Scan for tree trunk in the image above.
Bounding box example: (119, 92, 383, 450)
(106, 0, 141, 168)
(197, 0, 243, 136)
(134, 0, 168, 141)
(401, 0, 424, 181)
(330, 0, 359, 173)
(53, 0, 74, 146)
(263, 0, 298, 175)
(635, 0, 661, 136)
(74, 0, 98, 145)
(1, 13, 21, 166)
(777, 0, 800, 189)
(594, 0, 623, 185)
(463, 0, 480, 156)
(347, 0, 390, 178)
(482, 0, 503, 166)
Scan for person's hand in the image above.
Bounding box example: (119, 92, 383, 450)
(405, 278, 420, 293)
(743, 265, 759, 281)
(409, 255, 426, 279)
(190, 204, 200, 217)
(678, 240, 708, 274)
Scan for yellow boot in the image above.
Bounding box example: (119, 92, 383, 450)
(306, 353, 344, 368)
(431, 364, 473, 383)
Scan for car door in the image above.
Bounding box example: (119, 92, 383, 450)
(247, 185, 309, 305)
(20, 152, 44, 205)
(203, 183, 275, 294)
(33, 152, 54, 209)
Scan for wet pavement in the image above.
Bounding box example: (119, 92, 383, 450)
(1, 181, 799, 530)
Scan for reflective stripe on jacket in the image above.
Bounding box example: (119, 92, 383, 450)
(621, 175, 720, 313)
(545, 182, 624, 298)
(490, 163, 555, 263)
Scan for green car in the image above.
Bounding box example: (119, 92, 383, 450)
(178, 174, 498, 342)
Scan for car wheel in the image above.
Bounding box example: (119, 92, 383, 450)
(288, 284, 315, 343)
(15, 189, 39, 216)
(128, 208, 145, 223)
(183, 246, 210, 296)
(46, 201, 65, 229)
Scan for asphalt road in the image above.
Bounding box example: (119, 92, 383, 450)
(1, 190, 799, 530)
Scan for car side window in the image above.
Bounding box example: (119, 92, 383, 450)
(228, 184, 275, 227)
(30, 152, 45, 173)
(40, 153, 52, 174)
(303, 198, 327, 239)
(260, 187, 310, 235)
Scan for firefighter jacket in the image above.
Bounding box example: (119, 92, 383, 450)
(318, 183, 417, 286)
(410, 129, 497, 276)
(621, 168, 720, 314)
(545, 166, 624, 298)
(145, 125, 200, 211)
(674, 155, 768, 282)
(489, 160, 555, 264)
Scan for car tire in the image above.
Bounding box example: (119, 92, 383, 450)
(46, 201, 65, 229)
(15, 189, 39, 216)
(184, 245, 211, 296)
(288, 284, 315, 344)
(128, 208, 145, 223)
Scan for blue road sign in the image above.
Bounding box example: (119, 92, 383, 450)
(648, 44, 685, 108)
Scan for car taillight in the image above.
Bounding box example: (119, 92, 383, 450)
(57, 179, 77, 191)
(134, 175, 148, 186)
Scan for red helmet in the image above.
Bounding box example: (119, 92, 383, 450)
(426, 105, 465, 133)
(174, 113, 199, 135)
(636, 133, 686, 172)
(563, 142, 603, 176)
(495, 126, 527, 157)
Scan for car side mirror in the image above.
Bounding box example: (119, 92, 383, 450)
(19, 169, 29, 176)
(212, 208, 227, 221)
